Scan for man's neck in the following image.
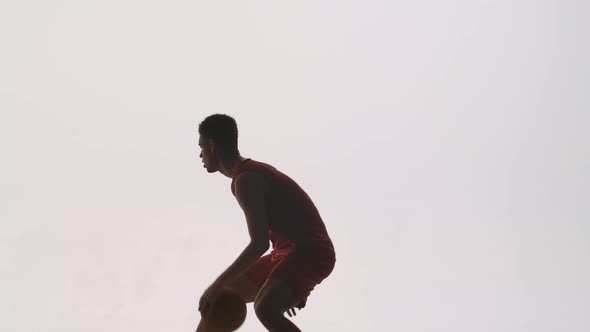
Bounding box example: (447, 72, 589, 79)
(220, 155, 247, 178)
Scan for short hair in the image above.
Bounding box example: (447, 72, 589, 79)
(198, 114, 240, 155)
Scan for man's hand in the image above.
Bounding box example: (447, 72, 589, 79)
(198, 281, 224, 316)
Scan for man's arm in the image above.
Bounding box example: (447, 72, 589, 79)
(213, 171, 270, 286)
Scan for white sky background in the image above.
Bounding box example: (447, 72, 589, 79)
(1, 1, 589, 331)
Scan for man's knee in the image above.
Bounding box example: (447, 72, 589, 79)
(254, 297, 278, 323)
(254, 279, 300, 321)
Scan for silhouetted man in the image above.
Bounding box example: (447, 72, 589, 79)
(196, 114, 336, 332)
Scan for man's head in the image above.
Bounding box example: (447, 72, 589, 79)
(198, 114, 240, 173)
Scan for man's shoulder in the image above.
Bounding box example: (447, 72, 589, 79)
(235, 170, 271, 195)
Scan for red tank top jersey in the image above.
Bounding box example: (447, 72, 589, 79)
(231, 158, 335, 257)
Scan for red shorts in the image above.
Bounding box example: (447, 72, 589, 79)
(243, 245, 336, 308)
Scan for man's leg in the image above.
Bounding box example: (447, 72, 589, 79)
(254, 278, 304, 332)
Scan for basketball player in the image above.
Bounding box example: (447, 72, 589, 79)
(196, 114, 336, 332)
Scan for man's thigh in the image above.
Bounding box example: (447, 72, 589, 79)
(254, 277, 302, 315)
(225, 253, 273, 303)
(263, 249, 335, 307)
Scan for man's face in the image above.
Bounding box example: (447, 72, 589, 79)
(198, 135, 216, 173)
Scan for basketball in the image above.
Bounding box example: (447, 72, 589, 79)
(205, 289, 247, 331)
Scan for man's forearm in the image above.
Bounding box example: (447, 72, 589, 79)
(215, 242, 269, 286)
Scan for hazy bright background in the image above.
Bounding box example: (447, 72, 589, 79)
(1, 1, 589, 331)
